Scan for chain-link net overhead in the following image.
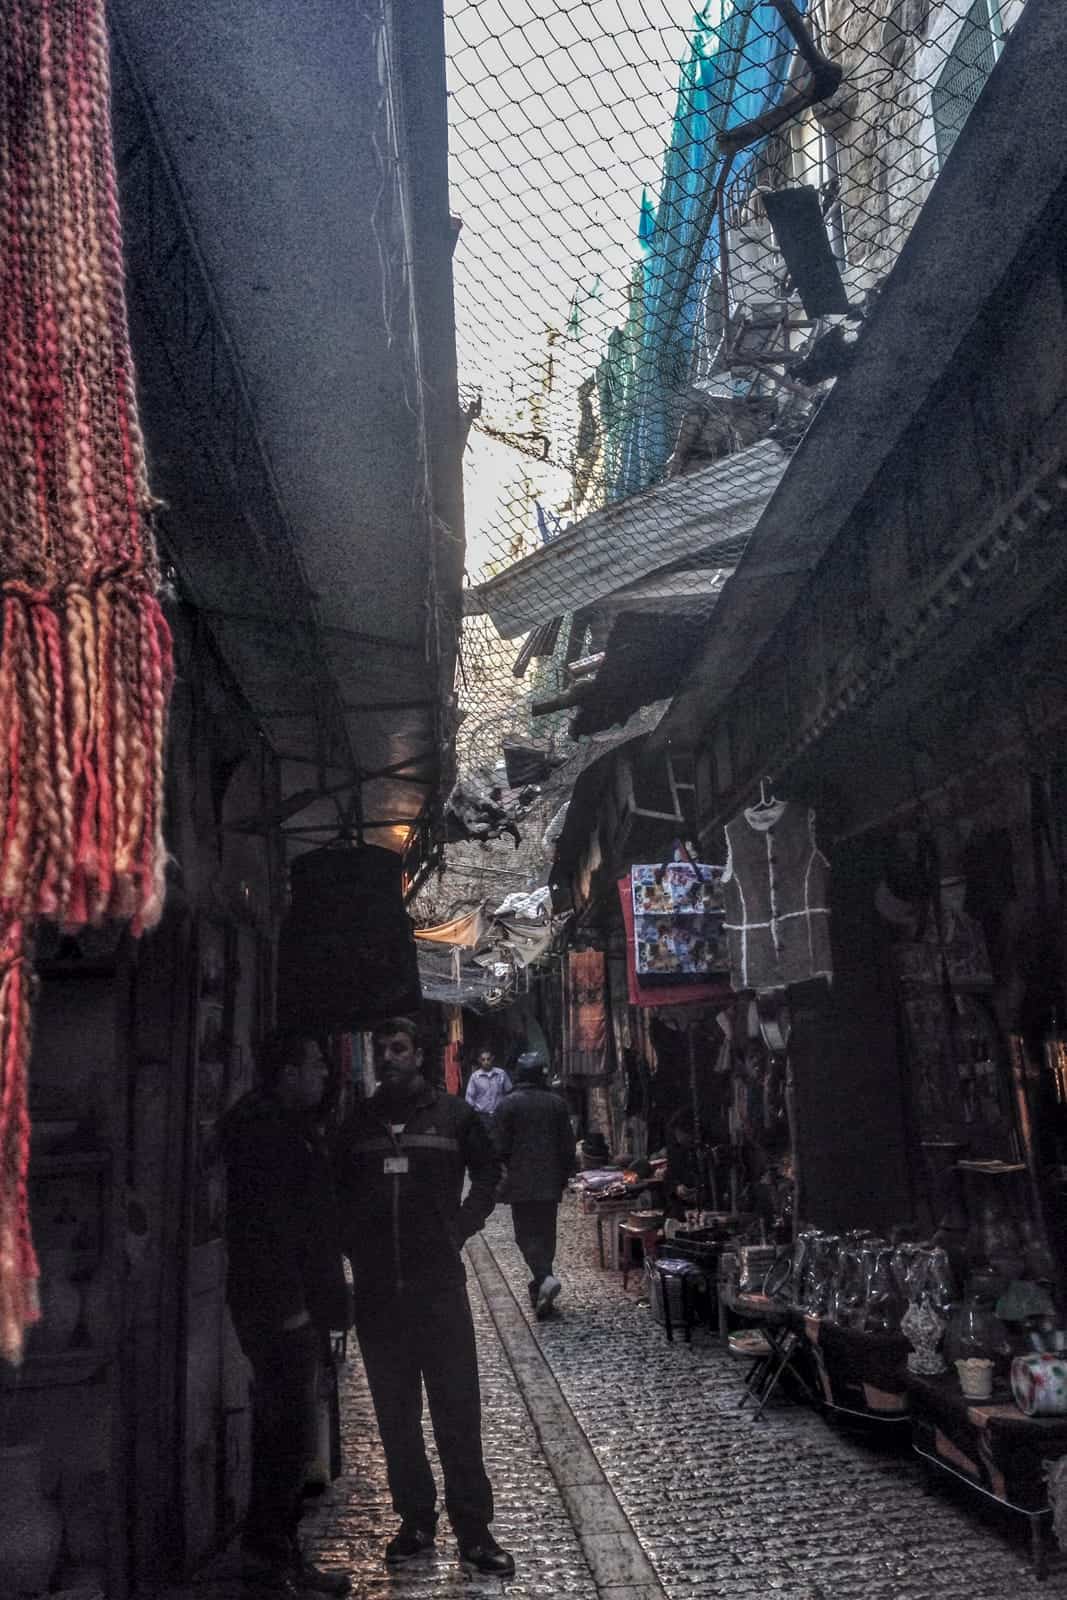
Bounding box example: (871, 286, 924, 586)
(443, 0, 1022, 810)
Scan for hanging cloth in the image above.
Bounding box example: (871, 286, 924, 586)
(414, 905, 491, 948)
(443, 1007, 464, 1095)
(722, 801, 832, 992)
(564, 949, 610, 1077)
(0, 0, 173, 1362)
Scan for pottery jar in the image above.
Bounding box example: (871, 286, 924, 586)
(955, 1358, 994, 1399)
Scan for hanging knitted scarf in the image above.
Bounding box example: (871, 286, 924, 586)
(0, 0, 172, 1362)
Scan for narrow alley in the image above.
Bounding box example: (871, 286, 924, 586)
(176, 1199, 1056, 1600)
(7, 4, 1067, 1599)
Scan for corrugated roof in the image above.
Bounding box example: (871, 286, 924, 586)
(465, 438, 787, 639)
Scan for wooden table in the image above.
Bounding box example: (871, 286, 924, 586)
(795, 1312, 911, 1425)
(904, 1369, 1067, 1577)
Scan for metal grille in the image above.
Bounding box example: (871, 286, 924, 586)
(443, 0, 1026, 789)
(932, 0, 1000, 166)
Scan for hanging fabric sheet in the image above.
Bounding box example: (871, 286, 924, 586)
(564, 949, 610, 1077)
(414, 905, 491, 948)
(443, 1007, 464, 1097)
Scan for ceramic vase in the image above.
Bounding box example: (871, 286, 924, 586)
(902, 1297, 947, 1374)
(0, 1441, 63, 1597)
(1012, 1353, 1067, 1416)
(955, 1358, 994, 1399)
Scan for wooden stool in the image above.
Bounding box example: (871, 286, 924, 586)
(594, 1205, 629, 1270)
(618, 1221, 660, 1289)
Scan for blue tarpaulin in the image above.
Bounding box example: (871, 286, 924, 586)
(605, 1, 807, 499)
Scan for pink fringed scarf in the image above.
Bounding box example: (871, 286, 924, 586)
(0, 0, 172, 1362)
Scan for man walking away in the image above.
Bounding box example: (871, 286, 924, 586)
(464, 1047, 511, 1118)
(493, 1051, 576, 1319)
(334, 1016, 515, 1578)
(222, 1032, 352, 1597)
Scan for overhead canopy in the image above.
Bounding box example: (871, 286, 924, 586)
(111, 0, 463, 865)
(465, 438, 786, 639)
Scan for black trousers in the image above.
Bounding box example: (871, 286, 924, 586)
(510, 1200, 559, 1291)
(242, 1323, 321, 1563)
(355, 1284, 493, 1542)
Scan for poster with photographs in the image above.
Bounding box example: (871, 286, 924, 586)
(630, 860, 727, 980)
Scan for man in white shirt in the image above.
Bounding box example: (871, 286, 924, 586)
(464, 1050, 511, 1118)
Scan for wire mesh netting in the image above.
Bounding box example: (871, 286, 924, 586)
(442, 0, 1024, 824)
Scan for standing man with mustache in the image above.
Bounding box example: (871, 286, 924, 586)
(333, 1016, 514, 1578)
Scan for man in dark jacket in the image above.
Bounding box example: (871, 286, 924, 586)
(333, 1016, 514, 1578)
(492, 1051, 576, 1319)
(222, 1032, 351, 1597)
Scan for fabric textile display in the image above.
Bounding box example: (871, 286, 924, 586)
(564, 949, 610, 1077)
(722, 800, 832, 993)
(414, 905, 491, 949)
(0, 0, 172, 1362)
(444, 1007, 463, 1096)
(617, 878, 732, 1008)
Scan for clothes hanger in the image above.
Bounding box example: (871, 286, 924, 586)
(750, 776, 780, 812)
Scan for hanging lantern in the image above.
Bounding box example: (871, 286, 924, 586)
(276, 844, 421, 1032)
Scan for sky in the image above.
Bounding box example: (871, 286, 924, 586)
(444, 0, 699, 424)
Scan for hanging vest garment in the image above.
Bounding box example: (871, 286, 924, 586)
(722, 802, 833, 992)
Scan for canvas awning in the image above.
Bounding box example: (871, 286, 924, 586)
(465, 438, 786, 639)
(414, 905, 491, 948)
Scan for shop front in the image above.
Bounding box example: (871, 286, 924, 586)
(632, 44, 1067, 1560)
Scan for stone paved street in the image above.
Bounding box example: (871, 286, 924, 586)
(478, 1199, 1063, 1600)
(172, 1196, 1066, 1600)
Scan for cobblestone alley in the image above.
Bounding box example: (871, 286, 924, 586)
(171, 1197, 1063, 1600)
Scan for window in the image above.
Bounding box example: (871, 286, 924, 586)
(932, 0, 1004, 168)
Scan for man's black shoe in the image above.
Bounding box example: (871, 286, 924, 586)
(458, 1533, 515, 1577)
(385, 1522, 437, 1565)
(294, 1554, 352, 1595)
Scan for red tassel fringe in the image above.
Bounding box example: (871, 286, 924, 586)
(1, 0, 173, 1363)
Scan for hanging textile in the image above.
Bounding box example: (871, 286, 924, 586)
(444, 1007, 464, 1096)
(564, 949, 610, 1077)
(721, 800, 832, 993)
(0, 0, 173, 1362)
(414, 905, 491, 948)
(617, 878, 732, 1008)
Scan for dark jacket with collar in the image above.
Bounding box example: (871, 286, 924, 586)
(221, 1088, 349, 1349)
(492, 1083, 576, 1203)
(334, 1084, 501, 1301)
